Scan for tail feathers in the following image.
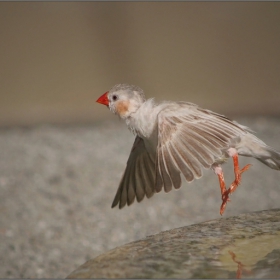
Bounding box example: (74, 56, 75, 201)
(237, 133, 280, 170)
(256, 147, 280, 170)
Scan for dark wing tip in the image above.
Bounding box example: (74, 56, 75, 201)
(145, 190, 155, 199)
(111, 199, 126, 209)
(111, 200, 118, 208)
(127, 195, 135, 206)
(111, 192, 121, 208)
(119, 203, 126, 209)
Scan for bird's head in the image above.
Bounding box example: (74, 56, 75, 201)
(96, 84, 146, 119)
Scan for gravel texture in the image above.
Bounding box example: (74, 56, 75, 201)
(0, 116, 279, 278)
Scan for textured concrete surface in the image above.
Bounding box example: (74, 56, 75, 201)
(67, 209, 280, 279)
(0, 116, 279, 278)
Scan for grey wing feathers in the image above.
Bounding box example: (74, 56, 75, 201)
(155, 104, 247, 192)
(111, 136, 156, 209)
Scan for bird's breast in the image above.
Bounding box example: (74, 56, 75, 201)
(127, 99, 159, 138)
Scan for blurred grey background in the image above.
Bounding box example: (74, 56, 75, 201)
(0, 2, 279, 127)
(0, 2, 280, 278)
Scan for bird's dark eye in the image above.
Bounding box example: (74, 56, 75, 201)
(112, 95, 118, 101)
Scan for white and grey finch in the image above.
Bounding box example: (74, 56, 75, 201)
(97, 84, 280, 215)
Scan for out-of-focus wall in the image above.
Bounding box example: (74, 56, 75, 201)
(0, 2, 279, 126)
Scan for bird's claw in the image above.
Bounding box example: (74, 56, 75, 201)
(229, 164, 252, 194)
(219, 162, 251, 215)
(240, 164, 252, 173)
(220, 190, 231, 215)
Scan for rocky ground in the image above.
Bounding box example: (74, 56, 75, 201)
(0, 116, 279, 278)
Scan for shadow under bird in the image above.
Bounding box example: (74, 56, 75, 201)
(97, 84, 280, 215)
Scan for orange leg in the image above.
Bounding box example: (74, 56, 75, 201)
(220, 149, 251, 215)
(217, 171, 230, 215)
(228, 153, 251, 194)
(214, 149, 252, 215)
(213, 165, 230, 215)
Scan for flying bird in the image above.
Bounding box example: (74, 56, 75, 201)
(96, 84, 280, 215)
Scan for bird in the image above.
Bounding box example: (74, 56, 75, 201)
(96, 83, 280, 215)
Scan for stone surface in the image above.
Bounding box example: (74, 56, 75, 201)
(67, 209, 280, 278)
(0, 116, 279, 278)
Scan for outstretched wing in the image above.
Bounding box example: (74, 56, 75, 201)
(155, 102, 247, 193)
(112, 136, 156, 209)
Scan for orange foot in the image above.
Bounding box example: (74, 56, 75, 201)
(220, 193, 229, 215)
(216, 170, 230, 215)
(228, 154, 251, 193)
(219, 153, 251, 215)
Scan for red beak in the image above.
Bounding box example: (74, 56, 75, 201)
(96, 91, 109, 106)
